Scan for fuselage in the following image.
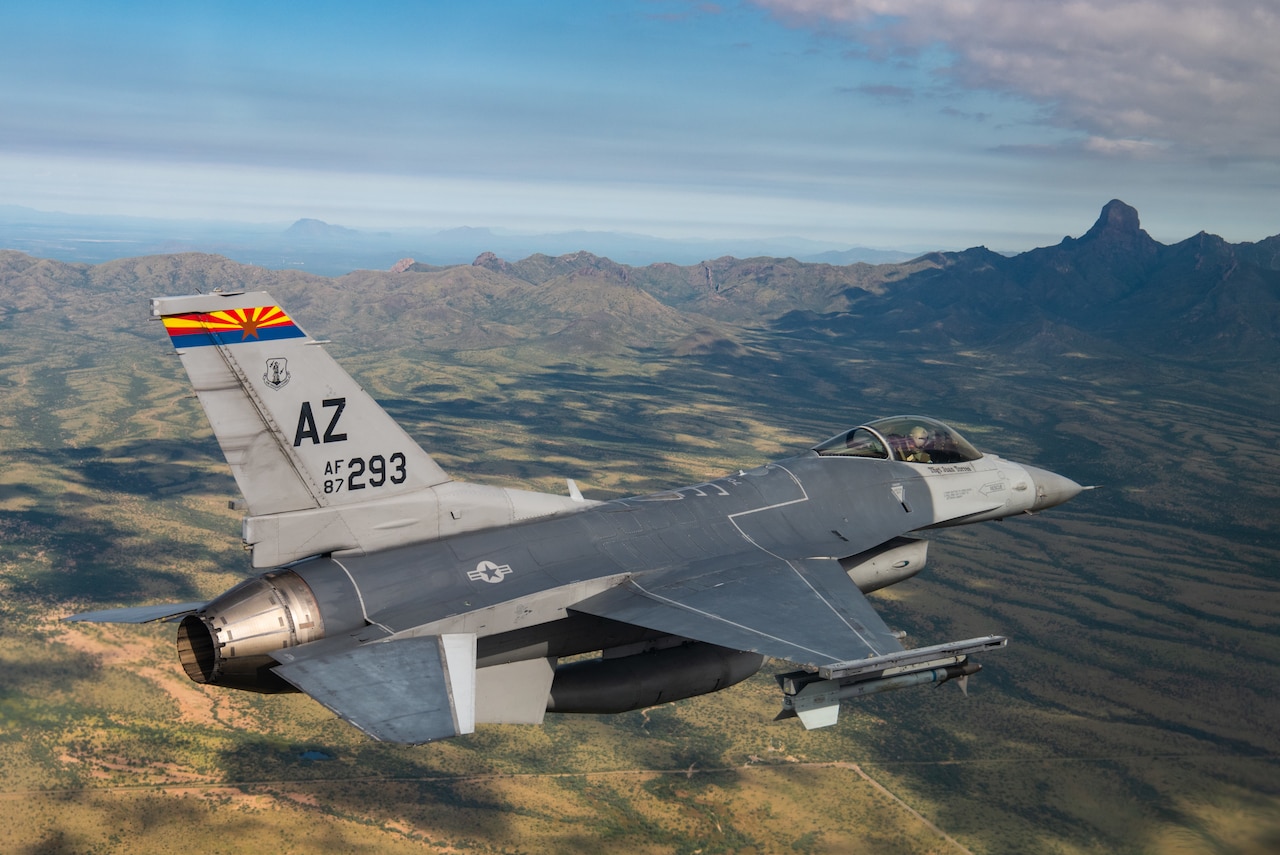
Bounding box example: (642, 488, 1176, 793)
(178, 438, 1071, 693)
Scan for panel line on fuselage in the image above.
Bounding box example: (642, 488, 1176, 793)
(724, 462, 810, 542)
(722, 463, 892, 658)
(331, 556, 393, 633)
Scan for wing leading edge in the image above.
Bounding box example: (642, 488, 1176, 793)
(571, 554, 905, 670)
(64, 602, 207, 624)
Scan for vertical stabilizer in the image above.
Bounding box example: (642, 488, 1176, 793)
(153, 292, 451, 516)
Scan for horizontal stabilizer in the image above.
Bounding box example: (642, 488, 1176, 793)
(64, 602, 207, 624)
(272, 633, 476, 743)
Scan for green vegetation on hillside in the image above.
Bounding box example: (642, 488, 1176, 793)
(1, 243, 1276, 854)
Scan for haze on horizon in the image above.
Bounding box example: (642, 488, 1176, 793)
(3, 0, 1277, 253)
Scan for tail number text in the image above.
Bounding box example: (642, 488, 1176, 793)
(323, 453, 407, 493)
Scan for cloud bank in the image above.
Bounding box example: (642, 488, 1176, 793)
(750, 0, 1280, 160)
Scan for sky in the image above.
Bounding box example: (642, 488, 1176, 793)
(2, 0, 1277, 251)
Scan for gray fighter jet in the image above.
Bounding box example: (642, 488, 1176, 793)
(67, 291, 1084, 743)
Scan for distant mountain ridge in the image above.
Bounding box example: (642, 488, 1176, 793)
(813, 200, 1280, 361)
(449, 200, 1278, 362)
(0, 206, 910, 272)
(283, 218, 359, 239)
(1, 201, 1275, 366)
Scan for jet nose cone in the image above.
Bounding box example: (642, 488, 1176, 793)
(1023, 464, 1084, 511)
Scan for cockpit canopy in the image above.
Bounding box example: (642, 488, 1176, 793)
(813, 416, 983, 464)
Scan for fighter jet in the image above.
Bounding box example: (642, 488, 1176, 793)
(67, 291, 1084, 743)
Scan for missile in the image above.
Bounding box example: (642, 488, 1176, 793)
(774, 639, 1005, 730)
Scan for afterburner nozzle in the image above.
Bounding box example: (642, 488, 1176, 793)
(1022, 464, 1084, 511)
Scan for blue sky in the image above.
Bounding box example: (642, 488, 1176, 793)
(2, 0, 1276, 251)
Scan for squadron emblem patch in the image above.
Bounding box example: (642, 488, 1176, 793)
(264, 358, 291, 390)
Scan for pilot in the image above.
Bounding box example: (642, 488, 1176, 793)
(901, 425, 932, 463)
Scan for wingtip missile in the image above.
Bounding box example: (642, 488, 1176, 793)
(777, 641, 1003, 728)
(934, 660, 980, 695)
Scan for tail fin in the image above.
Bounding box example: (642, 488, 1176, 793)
(152, 291, 451, 516)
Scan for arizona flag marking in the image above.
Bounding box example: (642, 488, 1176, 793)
(162, 306, 306, 348)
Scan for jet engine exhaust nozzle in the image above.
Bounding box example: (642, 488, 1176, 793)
(176, 570, 324, 692)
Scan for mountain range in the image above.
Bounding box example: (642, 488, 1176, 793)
(789, 199, 1280, 363)
(3, 199, 1275, 368)
(436, 199, 1279, 365)
(0, 204, 914, 274)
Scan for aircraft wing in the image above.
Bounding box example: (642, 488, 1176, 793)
(571, 555, 905, 669)
(64, 602, 207, 623)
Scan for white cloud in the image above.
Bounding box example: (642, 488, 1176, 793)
(1081, 136, 1166, 158)
(749, 0, 1280, 160)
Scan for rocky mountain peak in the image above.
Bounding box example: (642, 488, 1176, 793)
(1080, 199, 1146, 244)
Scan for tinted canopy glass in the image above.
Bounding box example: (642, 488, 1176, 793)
(811, 427, 889, 459)
(814, 416, 983, 464)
